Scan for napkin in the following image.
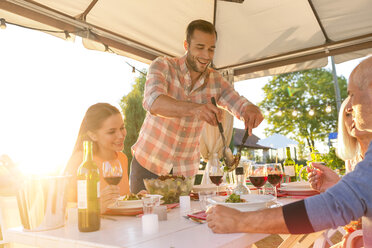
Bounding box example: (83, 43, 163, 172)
(187, 211, 207, 220)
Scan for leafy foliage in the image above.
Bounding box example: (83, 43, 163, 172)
(259, 68, 347, 150)
(319, 148, 345, 174)
(119, 72, 147, 167)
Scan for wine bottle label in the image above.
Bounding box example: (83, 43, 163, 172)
(97, 181, 100, 198)
(77, 180, 87, 209)
(284, 166, 295, 176)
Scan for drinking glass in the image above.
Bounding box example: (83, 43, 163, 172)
(198, 191, 216, 211)
(208, 162, 224, 194)
(248, 163, 268, 195)
(266, 163, 283, 198)
(102, 160, 123, 185)
(142, 196, 155, 215)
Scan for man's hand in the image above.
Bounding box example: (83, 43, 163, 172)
(188, 103, 222, 126)
(150, 95, 221, 125)
(307, 163, 340, 192)
(206, 205, 243, 233)
(242, 105, 264, 135)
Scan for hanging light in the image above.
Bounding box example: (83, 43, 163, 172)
(132, 66, 136, 73)
(325, 105, 332, 113)
(264, 108, 270, 116)
(292, 109, 298, 117)
(64, 31, 73, 41)
(0, 18, 6, 29)
(309, 109, 315, 116)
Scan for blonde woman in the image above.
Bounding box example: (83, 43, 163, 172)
(337, 97, 370, 173)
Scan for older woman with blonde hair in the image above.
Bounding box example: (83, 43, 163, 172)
(337, 96, 372, 173)
(336, 97, 361, 173)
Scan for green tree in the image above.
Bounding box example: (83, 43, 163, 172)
(119, 71, 147, 167)
(259, 68, 347, 149)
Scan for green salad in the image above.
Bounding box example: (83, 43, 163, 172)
(121, 193, 143, 201)
(224, 193, 246, 203)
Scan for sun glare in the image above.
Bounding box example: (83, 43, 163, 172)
(0, 25, 145, 177)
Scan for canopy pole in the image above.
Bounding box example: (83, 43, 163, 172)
(213, 0, 217, 26)
(330, 56, 342, 114)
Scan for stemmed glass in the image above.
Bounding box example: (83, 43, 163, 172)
(102, 159, 123, 186)
(248, 163, 268, 195)
(266, 163, 283, 199)
(209, 162, 224, 194)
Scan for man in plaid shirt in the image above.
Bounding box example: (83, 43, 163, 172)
(130, 19, 263, 193)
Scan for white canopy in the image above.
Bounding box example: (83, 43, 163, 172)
(1, 0, 372, 81)
(257, 133, 298, 149)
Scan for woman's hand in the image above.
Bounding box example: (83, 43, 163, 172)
(100, 185, 120, 214)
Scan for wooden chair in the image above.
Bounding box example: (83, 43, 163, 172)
(278, 232, 324, 248)
(0, 196, 34, 248)
(278, 227, 345, 248)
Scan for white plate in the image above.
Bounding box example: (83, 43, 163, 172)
(114, 199, 143, 209)
(192, 184, 217, 193)
(107, 204, 143, 211)
(207, 194, 275, 212)
(281, 181, 312, 189)
(278, 188, 318, 196)
(193, 184, 227, 193)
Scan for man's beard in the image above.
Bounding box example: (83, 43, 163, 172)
(186, 52, 209, 73)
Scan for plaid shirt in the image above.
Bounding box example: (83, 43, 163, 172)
(132, 54, 252, 176)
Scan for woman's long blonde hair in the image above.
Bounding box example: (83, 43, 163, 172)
(336, 97, 359, 161)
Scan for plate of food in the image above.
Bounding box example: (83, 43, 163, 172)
(207, 193, 275, 212)
(112, 193, 144, 209)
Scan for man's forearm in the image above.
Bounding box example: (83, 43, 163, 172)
(150, 95, 198, 118)
(240, 207, 290, 234)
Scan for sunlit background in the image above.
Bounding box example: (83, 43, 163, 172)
(0, 25, 145, 175)
(0, 24, 364, 175)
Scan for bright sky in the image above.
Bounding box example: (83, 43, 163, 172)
(0, 24, 367, 174)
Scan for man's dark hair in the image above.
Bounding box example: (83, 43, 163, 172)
(186, 19, 217, 44)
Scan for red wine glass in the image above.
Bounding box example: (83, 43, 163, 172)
(266, 163, 283, 199)
(103, 160, 123, 185)
(208, 162, 224, 194)
(248, 163, 268, 195)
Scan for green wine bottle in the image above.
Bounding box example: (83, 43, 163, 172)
(283, 147, 296, 182)
(77, 140, 100, 232)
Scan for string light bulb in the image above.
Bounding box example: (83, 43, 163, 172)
(64, 31, 73, 41)
(309, 109, 315, 116)
(325, 105, 332, 113)
(0, 18, 6, 29)
(264, 108, 270, 116)
(132, 66, 136, 73)
(277, 109, 283, 116)
(292, 109, 298, 117)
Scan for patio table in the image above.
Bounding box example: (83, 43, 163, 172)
(5, 200, 276, 248)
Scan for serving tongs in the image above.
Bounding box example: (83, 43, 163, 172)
(211, 97, 249, 172)
(211, 97, 234, 169)
(230, 128, 250, 170)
